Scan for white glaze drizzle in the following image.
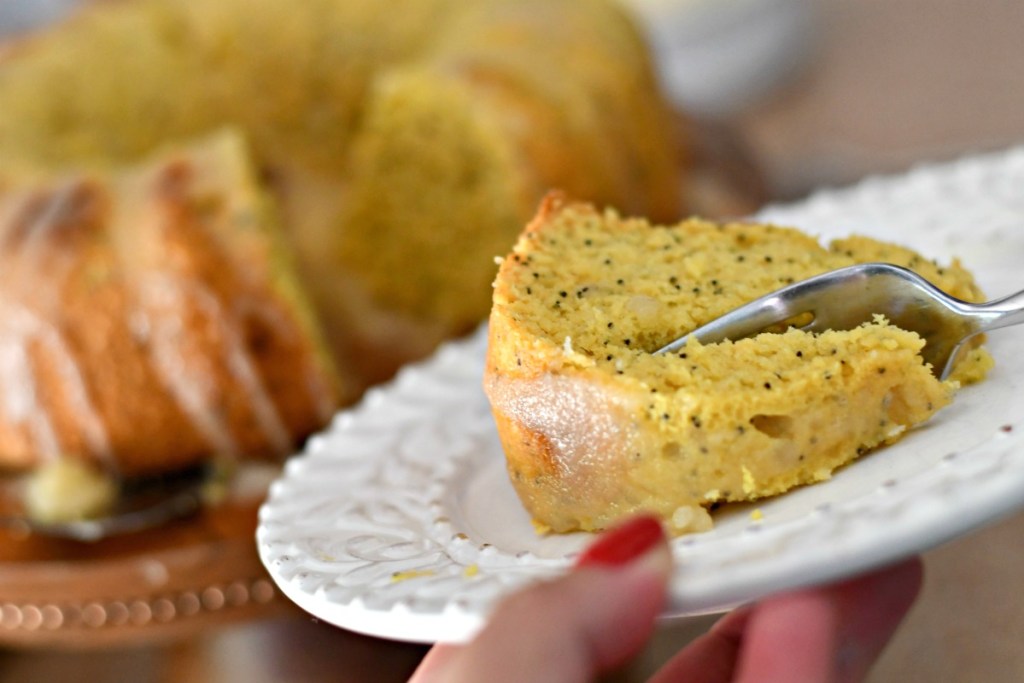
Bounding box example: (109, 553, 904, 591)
(0, 310, 59, 459)
(117, 163, 295, 459)
(133, 276, 241, 458)
(0, 154, 319, 471)
(0, 302, 112, 462)
(133, 273, 295, 459)
(0, 180, 113, 465)
(233, 296, 337, 425)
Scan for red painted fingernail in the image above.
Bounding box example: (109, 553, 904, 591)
(575, 515, 666, 568)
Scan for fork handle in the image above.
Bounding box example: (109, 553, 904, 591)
(972, 287, 1024, 333)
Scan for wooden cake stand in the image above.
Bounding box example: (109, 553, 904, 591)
(0, 493, 297, 649)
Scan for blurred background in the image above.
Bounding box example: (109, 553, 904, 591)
(1, 0, 1023, 680)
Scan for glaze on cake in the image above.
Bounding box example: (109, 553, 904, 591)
(0, 132, 339, 478)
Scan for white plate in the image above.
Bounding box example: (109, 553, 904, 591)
(258, 147, 1024, 644)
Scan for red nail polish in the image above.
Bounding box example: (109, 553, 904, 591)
(575, 515, 665, 568)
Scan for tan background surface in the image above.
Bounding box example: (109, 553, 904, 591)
(3, 0, 1024, 680)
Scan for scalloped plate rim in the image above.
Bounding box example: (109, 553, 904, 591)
(257, 145, 1024, 644)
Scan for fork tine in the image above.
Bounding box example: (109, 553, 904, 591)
(656, 293, 807, 354)
(655, 263, 907, 355)
(654, 262, 1016, 381)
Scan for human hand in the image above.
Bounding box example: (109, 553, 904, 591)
(409, 515, 922, 683)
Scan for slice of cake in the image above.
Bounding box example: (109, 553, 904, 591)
(485, 195, 992, 534)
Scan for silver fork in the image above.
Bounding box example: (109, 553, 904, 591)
(656, 262, 1024, 380)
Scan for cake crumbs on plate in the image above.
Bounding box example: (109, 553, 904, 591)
(391, 569, 436, 583)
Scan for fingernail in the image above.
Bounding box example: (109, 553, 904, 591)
(575, 515, 668, 569)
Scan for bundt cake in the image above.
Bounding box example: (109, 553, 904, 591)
(485, 195, 992, 534)
(0, 0, 684, 390)
(0, 131, 340, 481)
(0, 0, 685, 519)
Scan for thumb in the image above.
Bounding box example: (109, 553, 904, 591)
(410, 515, 672, 683)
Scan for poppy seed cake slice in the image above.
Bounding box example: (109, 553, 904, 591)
(485, 195, 991, 534)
